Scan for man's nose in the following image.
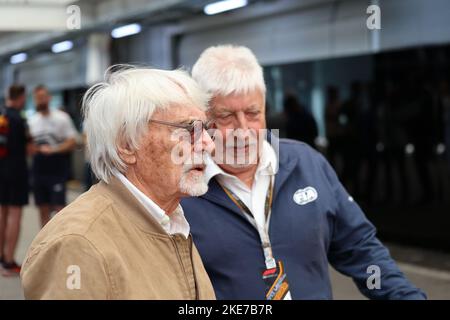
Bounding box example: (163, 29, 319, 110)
(194, 129, 215, 155)
(235, 111, 248, 130)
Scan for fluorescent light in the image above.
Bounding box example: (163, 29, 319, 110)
(437, 143, 446, 155)
(111, 23, 142, 39)
(405, 143, 415, 155)
(10, 52, 27, 64)
(52, 40, 73, 53)
(204, 0, 248, 15)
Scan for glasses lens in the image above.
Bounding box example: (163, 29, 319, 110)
(188, 120, 217, 144)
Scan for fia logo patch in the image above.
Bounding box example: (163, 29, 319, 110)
(293, 187, 318, 205)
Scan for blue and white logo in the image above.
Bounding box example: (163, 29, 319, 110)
(293, 187, 318, 205)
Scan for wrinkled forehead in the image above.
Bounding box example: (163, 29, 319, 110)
(210, 90, 265, 113)
(152, 103, 207, 122)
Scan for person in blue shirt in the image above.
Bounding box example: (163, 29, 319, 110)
(181, 45, 426, 300)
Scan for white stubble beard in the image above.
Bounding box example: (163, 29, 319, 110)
(179, 160, 209, 197)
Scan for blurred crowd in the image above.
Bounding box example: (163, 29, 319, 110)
(269, 78, 450, 207)
(0, 84, 81, 276)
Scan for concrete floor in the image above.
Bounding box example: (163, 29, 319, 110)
(1, 189, 450, 300)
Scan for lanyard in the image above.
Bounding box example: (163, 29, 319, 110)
(218, 176, 277, 269)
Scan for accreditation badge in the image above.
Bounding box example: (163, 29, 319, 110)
(262, 260, 292, 300)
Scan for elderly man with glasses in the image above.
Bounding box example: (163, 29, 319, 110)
(20, 66, 216, 300)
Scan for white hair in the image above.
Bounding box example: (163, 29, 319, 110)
(191, 44, 266, 97)
(82, 65, 210, 183)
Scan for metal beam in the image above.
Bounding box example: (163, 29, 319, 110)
(0, 0, 185, 57)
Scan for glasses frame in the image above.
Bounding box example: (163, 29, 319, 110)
(149, 119, 213, 143)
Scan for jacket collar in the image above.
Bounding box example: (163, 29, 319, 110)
(96, 176, 171, 236)
(272, 138, 299, 202)
(203, 140, 278, 185)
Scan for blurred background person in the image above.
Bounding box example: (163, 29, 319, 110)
(28, 85, 77, 227)
(381, 81, 410, 205)
(338, 81, 363, 195)
(362, 82, 383, 205)
(283, 93, 318, 148)
(325, 86, 345, 173)
(0, 84, 29, 277)
(406, 74, 434, 205)
(439, 80, 450, 169)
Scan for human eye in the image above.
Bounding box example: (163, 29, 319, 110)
(217, 112, 233, 119)
(246, 110, 260, 117)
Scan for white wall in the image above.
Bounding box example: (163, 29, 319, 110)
(380, 0, 450, 50)
(176, 0, 450, 68)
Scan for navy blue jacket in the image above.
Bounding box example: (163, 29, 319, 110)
(181, 139, 426, 300)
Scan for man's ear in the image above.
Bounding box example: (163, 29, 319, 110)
(117, 142, 136, 165)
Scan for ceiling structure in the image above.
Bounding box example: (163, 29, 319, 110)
(0, 0, 214, 57)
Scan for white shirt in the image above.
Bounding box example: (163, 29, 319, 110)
(204, 140, 278, 229)
(115, 172, 190, 239)
(28, 109, 77, 147)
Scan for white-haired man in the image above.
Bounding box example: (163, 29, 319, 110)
(181, 45, 426, 300)
(21, 66, 216, 299)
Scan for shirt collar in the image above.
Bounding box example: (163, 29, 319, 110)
(114, 171, 190, 238)
(204, 139, 278, 184)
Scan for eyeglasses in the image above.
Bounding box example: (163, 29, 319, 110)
(149, 119, 213, 144)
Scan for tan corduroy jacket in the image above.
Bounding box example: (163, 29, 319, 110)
(20, 177, 216, 300)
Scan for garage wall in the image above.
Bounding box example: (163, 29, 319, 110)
(177, 0, 450, 68)
(15, 46, 87, 92)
